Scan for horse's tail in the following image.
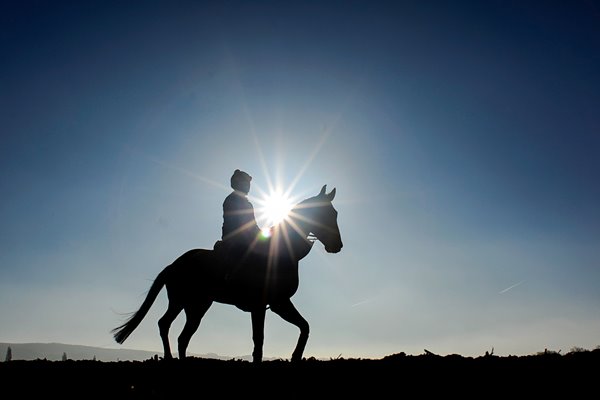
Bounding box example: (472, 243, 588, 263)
(112, 267, 168, 344)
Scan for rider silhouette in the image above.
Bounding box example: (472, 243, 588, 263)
(217, 169, 272, 267)
(222, 169, 261, 244)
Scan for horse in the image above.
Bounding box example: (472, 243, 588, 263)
(112, 185, 342, 363)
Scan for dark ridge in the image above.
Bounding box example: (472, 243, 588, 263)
(2, 349, 598, 397)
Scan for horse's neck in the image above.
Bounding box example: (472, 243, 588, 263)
(279, 208, 314, 261)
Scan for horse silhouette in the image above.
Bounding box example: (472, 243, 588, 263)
(112, 185, 342, 362)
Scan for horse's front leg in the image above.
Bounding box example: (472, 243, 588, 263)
(251, 307, 266, 363)
(270, 299, 309, 362)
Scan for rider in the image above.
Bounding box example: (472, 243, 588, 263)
(220, 169, 264, 259)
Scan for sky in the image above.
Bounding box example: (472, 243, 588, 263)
(1, 1, 599, 359)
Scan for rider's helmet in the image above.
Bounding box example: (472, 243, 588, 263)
(230, 169, 252, 194)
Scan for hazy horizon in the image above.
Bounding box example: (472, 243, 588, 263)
(3, 341, 597, 362)
(1, 1, 599, 359)
(0, 341, 262, 361)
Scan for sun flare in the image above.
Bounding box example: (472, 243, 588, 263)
(258, 190, 295, 228)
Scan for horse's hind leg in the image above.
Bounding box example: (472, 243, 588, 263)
(271, 299, 309, 362)
(178, 300, 213, 359)
(158, 300, 183, 360)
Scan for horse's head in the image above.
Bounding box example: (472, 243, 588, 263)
(295, 185, 343, 254)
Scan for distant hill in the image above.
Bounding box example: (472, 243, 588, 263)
(0, 342, 248, 362)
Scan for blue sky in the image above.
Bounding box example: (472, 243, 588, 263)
(1, 1, 599, 358)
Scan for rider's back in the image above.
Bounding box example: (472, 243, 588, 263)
(222, 191, 260, 244)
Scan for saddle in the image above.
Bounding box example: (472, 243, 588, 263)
(213, 240, 272, 311)
(213, 240, 269, 281)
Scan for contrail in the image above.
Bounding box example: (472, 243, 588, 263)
(351, 298, 374, 307)
(499, 280, 525, 294)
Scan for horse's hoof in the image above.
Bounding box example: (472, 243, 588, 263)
(252, 350, 263, 364)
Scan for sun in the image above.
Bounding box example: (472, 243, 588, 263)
(257, 190, 295, 229)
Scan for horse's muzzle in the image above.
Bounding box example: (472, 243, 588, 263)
(325, 242, 343, 253)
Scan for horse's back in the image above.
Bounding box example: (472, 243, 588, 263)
(165, 248, 222, 291)
(164, 247, 300, 307)
(170, 248, 211, 265)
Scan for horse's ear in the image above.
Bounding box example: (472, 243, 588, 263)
(319, 185, 327, 197)
(326, 187, 336, 202)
